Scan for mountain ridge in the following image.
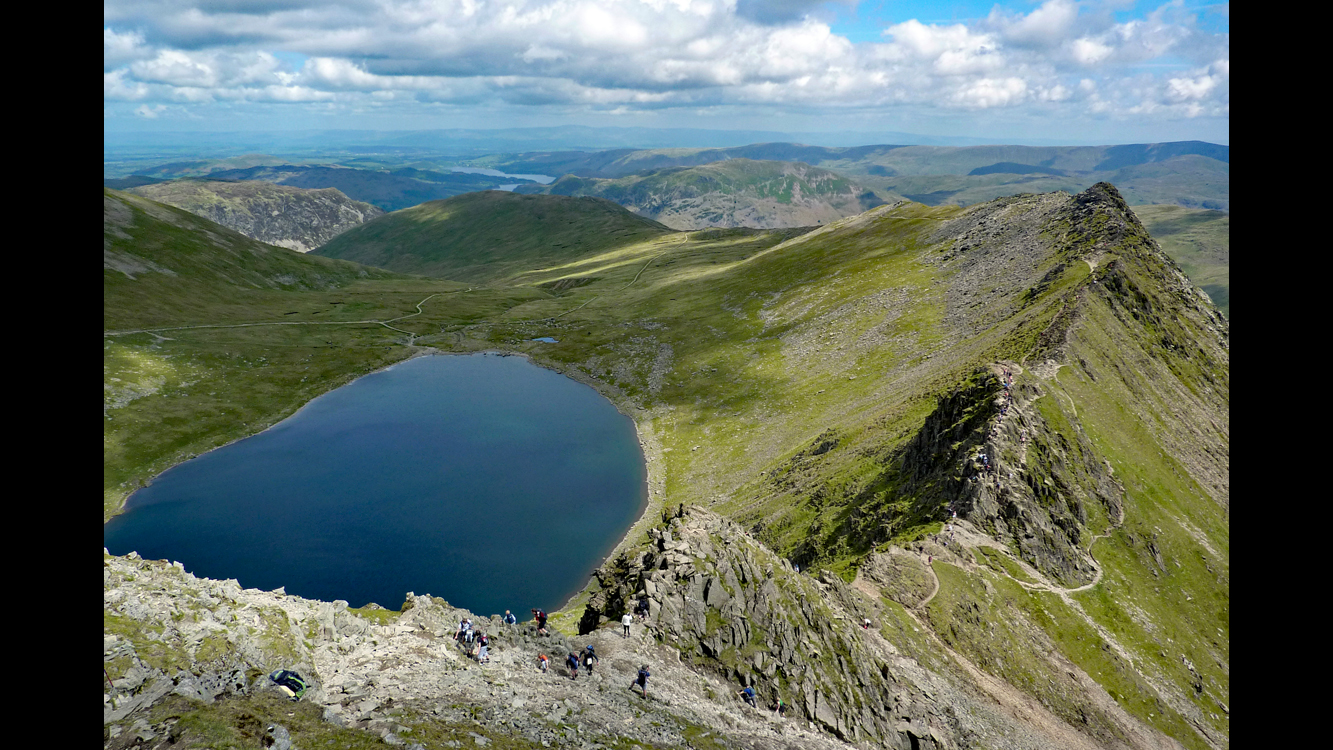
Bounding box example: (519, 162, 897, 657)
(104, 183, 1227, 750)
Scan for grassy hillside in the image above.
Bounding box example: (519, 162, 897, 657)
(1132, 205, 1229, 317)
(106, 183, 1227, 749)
(530, 158, 883, 229)
(314, 190, 674, 282)
(104, 188, 404, 330)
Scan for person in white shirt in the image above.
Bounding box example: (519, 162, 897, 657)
(622, 612, 634, 637)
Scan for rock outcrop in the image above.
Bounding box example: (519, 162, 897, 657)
(130, 180, 384, 252)
(578, 506, 1113, 749)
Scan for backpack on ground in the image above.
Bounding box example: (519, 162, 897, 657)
(268, 669, 307, 701)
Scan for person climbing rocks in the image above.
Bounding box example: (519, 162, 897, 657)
(503, 610, 517, 625)
(774, 698, 788, 718)
(566, 651, 580, 679)
(455, 618, 473, 647)
(476, 632, 490, 663)
(582, 645, 599, 675)
(862, 618, 872, 630)
(538, 654, 549, 673)
(622, 611, 634, 637)
(632, 664, 650, 697)
(532, 608, 548, 635)
(738, 685, 757, 708)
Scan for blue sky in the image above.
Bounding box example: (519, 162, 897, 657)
(104, 1, 1229, 145)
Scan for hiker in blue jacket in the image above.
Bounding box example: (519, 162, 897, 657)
(631, 664, 650, 697)
(738, 685, 757, 708)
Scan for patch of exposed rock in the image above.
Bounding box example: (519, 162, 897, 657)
(129, 180, 384, 252)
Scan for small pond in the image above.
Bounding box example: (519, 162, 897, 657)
(104, 353, 647, 616)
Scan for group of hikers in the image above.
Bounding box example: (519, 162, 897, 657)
(443, 605, 796, 715)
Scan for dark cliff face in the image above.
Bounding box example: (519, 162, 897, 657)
(130, 181, 385, 252)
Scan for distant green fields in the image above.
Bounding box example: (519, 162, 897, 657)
(1132, 205, 1229, 318)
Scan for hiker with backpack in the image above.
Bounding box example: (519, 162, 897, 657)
(503, 610, 517, 625)
(475, 632, 490, 663)
(582, 645, 598, 675)
(566, 651, 580, 679)
(738, 685, 757, 708)
(631, 665, 650, 697)
(532, 608, 548, 635)
(537, 654, 550, 673)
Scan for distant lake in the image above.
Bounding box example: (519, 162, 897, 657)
(449, 167, 554, 184)
(103, 353, 647, 615)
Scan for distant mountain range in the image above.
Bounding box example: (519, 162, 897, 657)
(114, 164, 539, 213)
(486, 140, 1229, 210)
(522, 159, 884, 230)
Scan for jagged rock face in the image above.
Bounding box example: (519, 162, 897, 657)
(583, 507, 960, 748)
(882, 367, 1123, 587)
(129, 180, 384, 252)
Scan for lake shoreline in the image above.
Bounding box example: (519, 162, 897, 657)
(106, 345, 661, 626)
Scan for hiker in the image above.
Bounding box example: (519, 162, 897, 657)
(532, 608, 548, 635)
(622, 611, 634, 637)
(582, 645, 599, 675)
(538, 654, 550, 673)
(774, 698, 788, 718)
(631, 665, 651, 698)
(476, 632, 490, 663)
(268, 669, 307, 701)
(455, 618, 473, 647)
(862, 618, 871, 630)
(503, 610, 517, 625)
(635, 597, 650, 620)
(566, 651, 580, 679)
(738, 685, 757, 708)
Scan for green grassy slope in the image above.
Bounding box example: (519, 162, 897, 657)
(314, 191, 673, 283)
(1132, 205, 1229, 318)
(104, 188, 405, 330)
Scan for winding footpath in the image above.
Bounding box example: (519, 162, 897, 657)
(104, 291, 464, 342)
